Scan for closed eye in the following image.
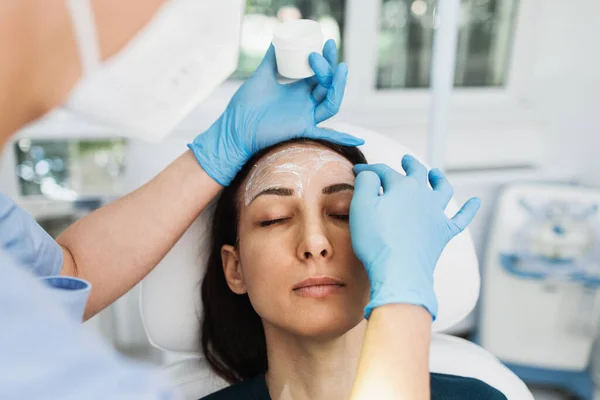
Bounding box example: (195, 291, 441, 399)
(260, 218, 289, 227)
(330, 214, 349, 221)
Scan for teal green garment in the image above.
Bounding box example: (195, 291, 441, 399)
(200, 372, 507, 399)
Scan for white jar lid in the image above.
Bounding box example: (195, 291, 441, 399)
(273, 19, 323, 50)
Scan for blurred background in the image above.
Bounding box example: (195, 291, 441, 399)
(1, 0, 599, 398)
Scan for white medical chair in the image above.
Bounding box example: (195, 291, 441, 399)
(139, 125, 533, 399)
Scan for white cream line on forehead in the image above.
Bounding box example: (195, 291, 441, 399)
(244, 146, 353, 206)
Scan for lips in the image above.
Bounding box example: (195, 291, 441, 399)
(292, 276, 345, 290)
(292, 276, 345, 297)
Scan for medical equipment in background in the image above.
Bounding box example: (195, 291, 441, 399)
(137, 125, 533, 400)
(478, 184, 600, 400)
(9, 137, 125, 237)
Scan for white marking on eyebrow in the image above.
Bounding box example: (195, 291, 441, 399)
(244, 147, 352, 206)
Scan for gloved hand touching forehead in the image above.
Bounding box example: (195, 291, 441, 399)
(350, 155, 481, 320)
(189, 39, 363, 186)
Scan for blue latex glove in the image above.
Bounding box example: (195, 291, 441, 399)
(189, 39, 363, 186)
(0, 192, 63, 277)
(350, 155, 481, 319)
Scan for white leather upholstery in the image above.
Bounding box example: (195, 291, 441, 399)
(429, 334, 534, 400)
(140, 124, 480, 353)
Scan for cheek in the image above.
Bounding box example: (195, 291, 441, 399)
(330, 225, 370, 302)
(329, 223, 356, 261)
(236, 232, 295, 314)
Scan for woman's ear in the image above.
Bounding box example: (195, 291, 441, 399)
(221, 245, 247, 294)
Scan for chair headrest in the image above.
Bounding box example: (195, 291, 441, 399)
(140, 123, 480, 353)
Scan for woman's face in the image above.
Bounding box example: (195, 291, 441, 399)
(221, 143, 369, 340)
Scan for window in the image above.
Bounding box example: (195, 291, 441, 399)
(229, 1, 520, 89)
(15, 138, 127, 200)
(232, 0, 347, 80)
(377, 0, 519, 89)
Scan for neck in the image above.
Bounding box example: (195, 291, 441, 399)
(0, 0, 81, 147)
(264, 320, 367, 400)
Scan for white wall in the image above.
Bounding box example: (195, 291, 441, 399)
(527, 0, 600, 185)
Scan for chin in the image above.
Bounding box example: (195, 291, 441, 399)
(288, 305, 365, 340)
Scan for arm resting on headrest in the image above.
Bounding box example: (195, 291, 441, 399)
(59, 150, 221, 320)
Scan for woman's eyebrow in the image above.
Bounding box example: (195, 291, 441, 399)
(250, 187, 294, 204)
(322, 183, 354, 195)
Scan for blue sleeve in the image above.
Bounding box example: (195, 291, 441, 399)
(0, 192, 63, 277)
(0, 249, 180, 400)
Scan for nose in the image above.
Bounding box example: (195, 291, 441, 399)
(297, 217, 333, 261)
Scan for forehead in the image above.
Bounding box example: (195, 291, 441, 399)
(241, 143, 355, 204)
(251, 143, 353, 170)
(244, 143, 354, 182)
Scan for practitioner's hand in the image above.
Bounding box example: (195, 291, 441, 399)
(350, 155, 481, 319)
(188, 39, 363, 186)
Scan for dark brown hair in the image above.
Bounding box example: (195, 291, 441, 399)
(200, 139, 367, 383)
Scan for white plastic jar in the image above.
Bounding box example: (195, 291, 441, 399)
(272, 19, 323, 79)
